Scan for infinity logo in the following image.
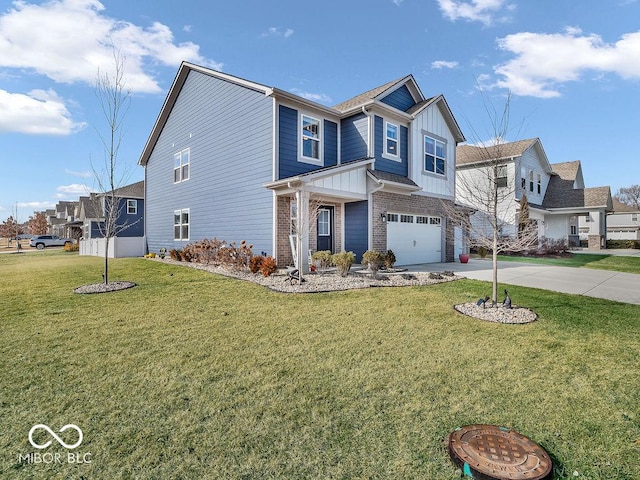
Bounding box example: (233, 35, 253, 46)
(28, 424, 83, 450)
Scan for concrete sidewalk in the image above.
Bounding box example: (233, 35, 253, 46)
(405, 259, 640, 305)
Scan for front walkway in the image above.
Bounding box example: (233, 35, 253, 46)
(404, 258, 640, 305)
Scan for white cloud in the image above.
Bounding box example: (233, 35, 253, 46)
(493, 27, 640, 98)
(290, 88, 332, 104)
(392, 0, 404, 6)
(432, 60, 459, 69)
(261, 27, 294, 39)
(437, 0, 514, 26)
(18, 201, 56, 210)
(0, 0, 221, 94)
(65, 169, 93, 178)
(0, 88, 85, 135)
(55, 184, 90, 198)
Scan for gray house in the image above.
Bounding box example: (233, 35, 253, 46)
(139, 63, 466, 270)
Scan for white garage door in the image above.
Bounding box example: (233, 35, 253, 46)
(386, 213, 442, 265)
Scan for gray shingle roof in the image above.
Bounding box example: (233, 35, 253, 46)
(542, 184, 611, 209)
(367, 169, 419, 188)
(333, 77, 408, 113)
(103, 180, 145, 198)
(549, 160, 581, 182)
(456, 138, 538, 166)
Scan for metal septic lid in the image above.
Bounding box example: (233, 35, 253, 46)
(447, 424, 552, 480)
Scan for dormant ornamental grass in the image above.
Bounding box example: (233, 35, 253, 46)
(1, 251, 639, 479)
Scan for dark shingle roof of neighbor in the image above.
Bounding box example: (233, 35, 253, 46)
(333, 77, 407, 112)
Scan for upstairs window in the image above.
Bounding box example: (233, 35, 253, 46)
(537, 174, 542, 194)
(174, 148, 190, 183)
(174, 208, 190, 241)
(529, 170, 534, 192)
(496, 165, 508, 188)
(385, 121, 399, 158)
(632, 213, 638, 222)
(424, 135, 446, 175)
(127, 199, 137, 214)
(301, 115, 321, 161)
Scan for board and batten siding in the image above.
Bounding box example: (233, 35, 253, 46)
(278, 105, 338, 179)
(144, 70, 274, 255)
(516, 147, 549, 206)
(410, 103, 456, 199)
(341, 113, 368, 162)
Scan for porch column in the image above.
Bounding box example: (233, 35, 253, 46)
(296, 190, 310, 274)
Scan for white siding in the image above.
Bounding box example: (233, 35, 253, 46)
(410, 103, 456, 199)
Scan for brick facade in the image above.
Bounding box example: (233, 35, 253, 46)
(371, 191, 456, 262)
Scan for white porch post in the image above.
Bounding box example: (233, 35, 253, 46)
(296, 189, 310, 274)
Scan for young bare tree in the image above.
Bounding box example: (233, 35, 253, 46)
(614, 185, 640, 210)
(90, 50, 133, 284)
(449, 93, 538, 304)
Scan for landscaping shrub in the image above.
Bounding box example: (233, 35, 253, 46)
(331, 251, 355, 277)
(64, 242, 79, 252)
(362, 250, 385, 277)
(607, 239, 640, 249)
(534, 237, 568, 255)
(169, 249, 182, 261)
(249, 255, 264, 274)
(384, 249, 396, 269)
(179, 238, 254, 269)
(260, 256, 278, 277)
(311, 250, 332, 273)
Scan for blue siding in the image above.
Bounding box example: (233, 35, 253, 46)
(379, 84, 416, 112)
(324, 120, 338, 167)
(145, 70, 274, 255)
(341, 113, 368, 161)
(374, 116, 408, 176)
(278, 105, 338, 179)
(115, 198, 144, 237)
(278, 105, 298, 179)
(345, 201, 368, 262)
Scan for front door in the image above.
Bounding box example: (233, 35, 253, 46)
(317, 206, 334, 252)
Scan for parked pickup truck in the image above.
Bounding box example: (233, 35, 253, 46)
(29, 235, 73, 249)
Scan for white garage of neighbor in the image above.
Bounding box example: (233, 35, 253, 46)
(386, 213, 442, 265)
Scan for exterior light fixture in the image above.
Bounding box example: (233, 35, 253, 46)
(381, 213, 386, 222)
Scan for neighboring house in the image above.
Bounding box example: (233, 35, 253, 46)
(47, 201, 77, 238)
(590, 199, 640, 241)
(456, 138, 612, 249)
(78, 180, 145, 258)
(138, 62, 466, 270)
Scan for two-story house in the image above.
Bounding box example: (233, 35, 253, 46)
(78, 180, 145, 258)
(456, 138, 612, 249)
(590, 198, 640, 242)
(139, 62, 466, 270)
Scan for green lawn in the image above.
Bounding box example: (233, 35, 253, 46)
(497, 252, 640, 274)
(1, 251, 639, 479)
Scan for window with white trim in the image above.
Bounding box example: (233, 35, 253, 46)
(529, 170, 534, 192)
(318, 209, 330, 236)
(400, 214, 414, 223)
(301, 115, 321, 161)
(385, 121, 399, 158)
(496, 165, 508, 188)
(424, 135, 446, 175)
(632, 213, 638, 222)
(416, 216, 429, 224)
(537, 174, 542, 194)
(174, 208, 190, 241)
(570, 225, 577, 235)
(127, 199, 137, 214)
(430, 217, 441, 225)
(174, 148, 190, 183)
(387, 213, 399, 222)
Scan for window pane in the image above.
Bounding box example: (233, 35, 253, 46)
(387, 138, 397, 155)
(303, 138, 319, 159)
(318, 210, 329, 236)
(174, 225, 181, 239)
(425, 154, 435, 172)
(425, 137, 435, 155)
(174, 212, 181, 225)
(174, 168, 181, 183)
(181, 225, 189, 239)
(302, 116, 319, 139)
(435, 140, 445, 159)
(181, 210, 189, 224)
(174, 153, 181, 169)
(182, 149, 189, 165)
(436, 158, 445, 175)
(387, 123, 398, 140)
(182, 164, 189, 180)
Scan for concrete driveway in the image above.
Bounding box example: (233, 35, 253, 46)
(406, 258, 640, 305)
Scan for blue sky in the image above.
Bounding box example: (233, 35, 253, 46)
(1, 0, 640, 222)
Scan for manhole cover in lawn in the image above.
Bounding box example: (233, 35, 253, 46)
(447, 424, 552, 480)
